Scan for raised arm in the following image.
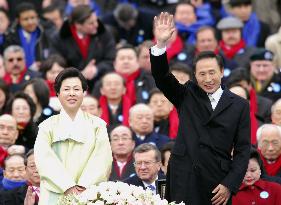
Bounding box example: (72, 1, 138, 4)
(151, 12, 186, 108)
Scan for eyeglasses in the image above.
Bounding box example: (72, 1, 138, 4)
(111, 137, 132, 142)
(134, 161, 158, 167)
(7, 57, 23, 62)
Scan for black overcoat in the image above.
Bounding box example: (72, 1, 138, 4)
(150, 52, 251, 205)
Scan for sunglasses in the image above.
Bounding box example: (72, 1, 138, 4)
(7, 57, 23, 62)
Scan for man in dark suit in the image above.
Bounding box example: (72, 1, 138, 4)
(124, 143, 165, 195)
(150, 12, 251, 205)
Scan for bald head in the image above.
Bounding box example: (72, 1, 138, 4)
(0, 114, 18, 148)
(129, 103, 154, 135)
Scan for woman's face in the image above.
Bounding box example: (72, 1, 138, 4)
(46, 63, 64, 83)
(243, 158, 261, 186)
(12, 98, 31, 123)
(24, 84, 38, 105)
(0, 89, 6, 110)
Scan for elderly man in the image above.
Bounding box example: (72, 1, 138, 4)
(0, 114, 18, 150)
(217, 16, 256, 68)
(129, 103, 170, 150)
(0, 154, 26, 191)
(2, 45, 40, 92)
(124, 143, 165, 195)
(109, 125, 135, 181)
(99, 72, 131, 130)
(0, 149, 40, 205)
(257, 124, 281, 177)
(250, 48, 281, 102)
(81, 95, 100, 117)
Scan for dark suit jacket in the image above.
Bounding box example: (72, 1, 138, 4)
(123, 172, 166, 194)
(150, 52, 251, 205)
(0, 184, 38, 205)
(109, 157, 135, 181)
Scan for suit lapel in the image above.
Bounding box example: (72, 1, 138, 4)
(208, 89, 234, 122)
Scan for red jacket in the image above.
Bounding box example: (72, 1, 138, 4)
(232, 179, 281, 205)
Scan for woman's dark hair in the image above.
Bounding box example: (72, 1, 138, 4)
(5, 92, 36, 120)
(54, 67, 88, 95)
(22, 78, 50, 108)
(193, 51, 224, 72)
(70, 5, 93, 24)
(39, 54, 66, 79)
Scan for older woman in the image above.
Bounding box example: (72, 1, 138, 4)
(232, 148, 281, 205)
(5, 92, 38, 150)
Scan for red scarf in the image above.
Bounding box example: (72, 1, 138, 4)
(70, 25, 90, 60)
(0, 146, 8, 168)
(3, 67, 27, 85)
(249, 88, 258, 145)
(219, 40, 246, 59)
(167, 35, 184, 62)
(45, 80, 56, 97)
(118, 69, 141, 105)
(168, 107, 179, 139)
(99, 95, 131, 126)
(260, 153, 281, 176)
(113, 155, 133, 178)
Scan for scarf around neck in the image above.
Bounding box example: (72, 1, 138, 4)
(70, 25, 90, 60)
(243, 13, 260, 47)
(18, 27, 40, 68)
(2, 178, 26, 190)
(219, 39, 246, 59)
(260, 152, 281, 176)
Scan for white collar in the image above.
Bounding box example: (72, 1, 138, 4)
(207, 86, 223, 102)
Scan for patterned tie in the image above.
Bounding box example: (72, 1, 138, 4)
(208, 94, 216, 110)
(147, 184, 156, 191)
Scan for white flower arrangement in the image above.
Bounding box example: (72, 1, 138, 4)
(58, 181, 185, 205)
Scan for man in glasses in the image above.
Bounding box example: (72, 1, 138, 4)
(124, 143, 165, 195)
(2, 45, 40, 92)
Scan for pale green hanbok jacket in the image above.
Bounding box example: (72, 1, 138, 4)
(34, 109, 112, 205)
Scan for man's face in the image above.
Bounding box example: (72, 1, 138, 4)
(231, 4, 252, 22)
(114, 49, 139, 75)
(171, 70, 190, 84)
(100, 73, 125, 101)
(134, 150, 161, 183)
(129, 107, 154, 136)
(12, 98, 31, 123)
(4, 155, 26, 181)
(138, 47, 151, 72)
(77, 13, 98, 35)
(272, 102, 281, 126)
(194, 58, 223, 93)
(0, 115, 18, 148)
(174, 4, 196, 26)
(0, 11, 9, 34)
(250, 60, 275, 81)
(229, 86, 248, 99)
(196, 29, 218, 52)
(243, 158, 261, 186)
(110, 126, 135, 157)
(4, 51, 25, 76)
(149, 93, 173, 121)
(58, 77, 84, 113)
(222, 29, 241, 46)
(43, 9, 63, 30)
(81, 96, 100, 116)
(26, 154, 40, 186)
(18, 10, 38, 33)
(259, 127, 281, 161)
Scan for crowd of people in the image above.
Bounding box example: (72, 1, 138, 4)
(0, 0, 280, 204)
